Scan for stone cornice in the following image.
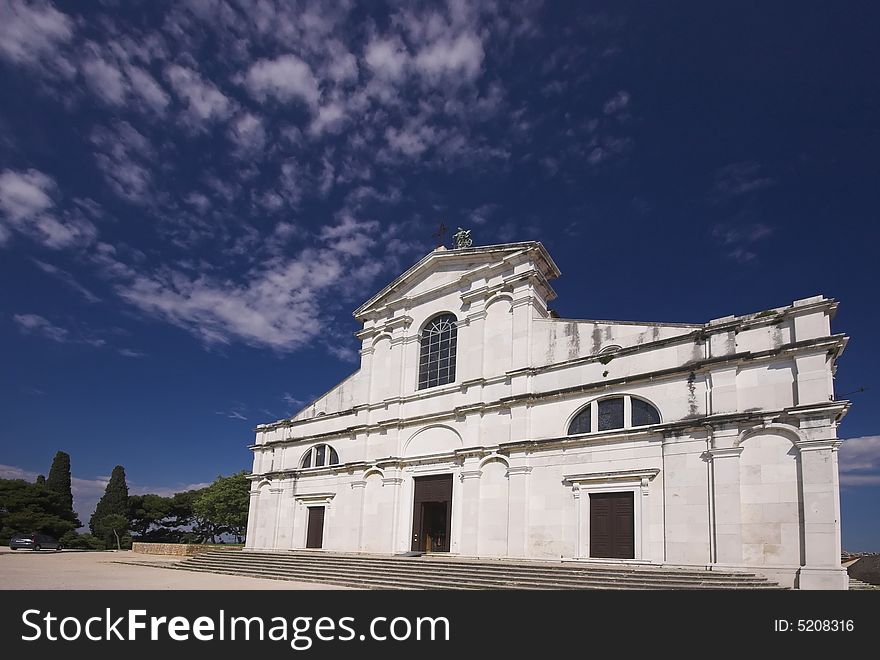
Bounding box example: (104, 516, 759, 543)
(255, 334, 847, 436)
(248, 401, 849, 479)
(563, 468, 660, 486)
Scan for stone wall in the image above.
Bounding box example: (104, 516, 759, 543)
(131, 542, 229, 556)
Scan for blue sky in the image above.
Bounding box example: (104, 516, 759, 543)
(0, 1, 878, 549)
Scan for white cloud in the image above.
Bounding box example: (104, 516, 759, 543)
(165, 63, 235, 126)
(0, 168, 54, 220)
(244, 54, 320, 108)
(364, 36, 409, 81)
(228, 112, 267, 154)
(13, 313, 70, 342)
(603, 90, 630, 114)
(414, 32, 484, 82)
(0, 0, 74, 70)
(125, 65, 171, 115)
(0, 168, 96, 249)
(81, 53, 128, 105)
(13, 313, 106, 347)
(309, 103, 346, 136)
(840, 435, 880, 487)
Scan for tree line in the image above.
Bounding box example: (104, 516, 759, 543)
(0, 450, 250, 550)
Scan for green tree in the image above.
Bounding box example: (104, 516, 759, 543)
(128, 493, 172, 538)
(35, 475, 46, 485)
(90, 465, 129, 545)
(93, 513, 129, 550)
(46, 450, 81, 527)
(193, 471, 250, 542)
(0, 479, 78, 542)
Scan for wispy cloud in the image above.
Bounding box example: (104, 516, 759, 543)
(840, 435, 880, 487)
(32, 259, 102, 303)
(711, 161, 775, 202)
(0, 169, 97, 249)
(711, 222, 774, 263)
(0, 2, 625, 360)
(12, 312, 144, 357)
(0, 0, 74, 75)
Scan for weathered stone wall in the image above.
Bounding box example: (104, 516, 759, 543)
(131, 542, 223, 556)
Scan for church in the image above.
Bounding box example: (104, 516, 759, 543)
(244, 237, 850, 589)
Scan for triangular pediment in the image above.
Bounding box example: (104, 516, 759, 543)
(354, 241, 560, 319)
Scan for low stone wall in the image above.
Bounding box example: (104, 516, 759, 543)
(132, 542, 228, 556)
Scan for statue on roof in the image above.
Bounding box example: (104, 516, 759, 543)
(453, 227, 473, 249)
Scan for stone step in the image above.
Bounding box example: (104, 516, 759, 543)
(183, 554, 776, 587)
(199, 549, 770, 580)
(170, 562, 779, 590)
(179, 560, 776, 589)
(172, 550, 784, 590)
(848, 578, 880, 591)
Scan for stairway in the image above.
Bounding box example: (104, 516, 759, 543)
(848, 577, 880, 591)
(170, 549, 784, 590)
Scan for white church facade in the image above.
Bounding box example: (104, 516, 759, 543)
(245, 241, 850, 589)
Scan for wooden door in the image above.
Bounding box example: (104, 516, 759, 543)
(411, 474, 452, 552)
(306, 506, 325, 549)
(589, 492, 634, 559)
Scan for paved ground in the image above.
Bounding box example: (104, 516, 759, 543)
(0, 548, 349, 590)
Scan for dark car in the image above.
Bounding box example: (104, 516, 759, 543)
(9, 533, 62, 551)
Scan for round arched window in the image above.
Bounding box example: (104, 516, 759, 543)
(568, 396, 661, 435)
(300, 444, 340, 468)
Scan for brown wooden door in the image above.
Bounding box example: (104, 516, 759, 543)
(306, 506, 325, 549)
(411, 474, 452, 552)
(589, 492, 634, 559)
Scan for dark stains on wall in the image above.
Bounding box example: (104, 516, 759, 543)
(564, 321, 581, 360)
(591, 325, 603, 355)
(687, 371, 698, 416)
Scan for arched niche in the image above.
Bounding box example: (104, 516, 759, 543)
(403, 425, 463, 457)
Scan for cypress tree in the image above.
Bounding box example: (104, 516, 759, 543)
(46, 450, 81, 528)
(46, 451, 74, 512)
(90, 465, 129, 538)
(35, 475, 46, 485)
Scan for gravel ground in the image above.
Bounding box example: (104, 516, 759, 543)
(0, 547, 349, 590)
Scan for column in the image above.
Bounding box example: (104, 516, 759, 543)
(459, 309, 487, 383)
(796, 438, 847, 589)
(351, 480, 366, 552)
(244, 488, 259, 549)
(506, 465, 531, 557)
(459, 464, 482, 556)
(708, 446, 744, 566)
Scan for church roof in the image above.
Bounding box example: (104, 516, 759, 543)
(353, 241, 560, 319)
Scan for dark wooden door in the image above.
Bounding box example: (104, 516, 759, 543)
(306, 506, 325, 549)
(589, 492, 634, 559)
(411, 474, 452, 552)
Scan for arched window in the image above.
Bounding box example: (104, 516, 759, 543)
(301, 444, 339, 469)
(568, 395, 661, 435)
(418, 313, 458, 390)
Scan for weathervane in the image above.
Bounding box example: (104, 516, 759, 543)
(453, 227, 473, 249)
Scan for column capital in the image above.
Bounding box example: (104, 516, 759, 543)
(705, 446, 744, 460)
(795, 438, 842, 453)
(350, 480, 367, 490)
(460, 470, 483, 481)
(506, 466, 532, 477)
